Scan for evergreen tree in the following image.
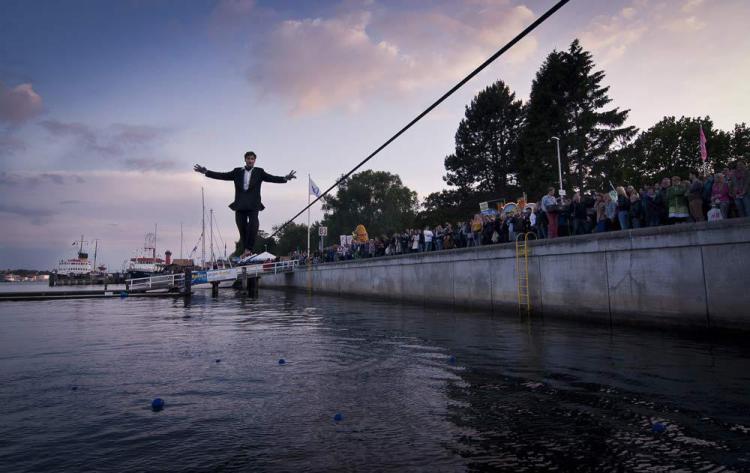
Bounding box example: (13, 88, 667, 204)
(443, 80, 524, 200)
(518, 39, 635, 197)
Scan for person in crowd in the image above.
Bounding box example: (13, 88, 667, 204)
(410, 229, 420, 253)
(712, 173, 732, 219)
(569, 192, 587, 235)
(666, 176, 690, 223)
(605, 191, 618, 231)
(629, 190, 643, 228)
(558, 197, 571, 237)
(729, 161, 749, 217)
(595, 193, 608, 232)
(616, 186, 631, 230)
(423, 226, 434, 252)
(470, 215, 482, 246)
(443, 224, 455, 250)
(535, 200, 548, 238)
(687, 172, 705, 222)
(434, 224, 444, 251)
(584, 191, 596, 233)
(655, 177, 671, 225)
(527, 206, 538, 238)
(541, 187, 560, 239)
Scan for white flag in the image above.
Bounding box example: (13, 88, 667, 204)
(309, 178, 321, 198)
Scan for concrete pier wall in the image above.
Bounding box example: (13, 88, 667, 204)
(260, 219, 750, 331)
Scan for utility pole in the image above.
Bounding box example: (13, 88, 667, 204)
(551, 136, 565, 201)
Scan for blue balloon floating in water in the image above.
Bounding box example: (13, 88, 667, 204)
(119, 291, 128, 298)
(278, 359, 286, 365)
(449, 355, 457, 364)
(215, 359, 221, 363)
(652, 422, 666, 433)
(151, 398, 165, 412)
(334, 413, 343, 422)
(71, 386, 78, 391)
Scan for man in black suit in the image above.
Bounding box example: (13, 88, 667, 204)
(194, 151, 296, 257)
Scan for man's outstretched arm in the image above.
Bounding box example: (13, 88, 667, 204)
(262, 169, 297, 183)
(194, 164, 235, 180)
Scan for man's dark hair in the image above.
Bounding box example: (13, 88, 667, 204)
(244, 151, 257, 159)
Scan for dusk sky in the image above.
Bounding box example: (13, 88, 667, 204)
(1, 0, 748, 270)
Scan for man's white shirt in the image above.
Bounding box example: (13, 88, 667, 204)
(243, 167, 254, 191)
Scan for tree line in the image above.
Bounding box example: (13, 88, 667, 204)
(255, 39, 748, 255)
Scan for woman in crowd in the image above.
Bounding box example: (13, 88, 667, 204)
(616, 186, 631, 230)
(712, 173, 732, 219)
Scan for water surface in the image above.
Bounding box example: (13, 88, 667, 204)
(1, 287, 748, 471)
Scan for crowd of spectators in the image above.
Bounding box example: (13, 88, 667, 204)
(295, 161, 748, 264)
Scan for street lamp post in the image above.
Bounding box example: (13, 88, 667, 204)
(551, 136, 565, 201)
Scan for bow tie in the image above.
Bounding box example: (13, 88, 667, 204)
(244, 166, 254, 171)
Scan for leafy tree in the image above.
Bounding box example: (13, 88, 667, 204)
(321, 170, 418, 238)
(443, 80, 524, 199)
(418, 188, 478, 227)
(271, 222, 310, 256)
(518, 39, 635, 197)
(730, 123, 750, 161)
(607, 116, 731, 187)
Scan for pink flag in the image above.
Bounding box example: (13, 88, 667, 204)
(699, 125, 708, 162)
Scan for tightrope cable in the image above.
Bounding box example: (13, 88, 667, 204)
(271, 0, 570, 238)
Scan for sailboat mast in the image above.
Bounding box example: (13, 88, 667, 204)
(210, 209, 215, 267)
(93, 239, 98, 269)
(201, 187, 206, 269)
(153, 223, 158, 259)
(180, 222, 183, 259)
(79, 235, 84, 255)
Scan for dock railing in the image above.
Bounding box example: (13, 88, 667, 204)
(125, 260, 298, 292)
(126, 273, 185, 292)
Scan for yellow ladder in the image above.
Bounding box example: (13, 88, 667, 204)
(515, 232, 534, 316)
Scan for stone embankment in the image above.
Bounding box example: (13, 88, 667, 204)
(261, 218, 750, 331)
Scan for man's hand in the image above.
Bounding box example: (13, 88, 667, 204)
(194, 164, 207, 174)
(285, 170, 297, 181)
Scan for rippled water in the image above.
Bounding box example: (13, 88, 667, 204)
(0, 286, 748, 472)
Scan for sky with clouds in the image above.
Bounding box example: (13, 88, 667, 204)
(1, 0, 748, 270)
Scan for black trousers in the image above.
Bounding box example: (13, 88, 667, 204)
(235, 210, 259, 253)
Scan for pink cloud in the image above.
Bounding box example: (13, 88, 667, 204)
(247, 1, 538, 114)
(0, 81, 43, 125)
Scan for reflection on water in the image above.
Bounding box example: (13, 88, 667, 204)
(0, 289, 748, 472)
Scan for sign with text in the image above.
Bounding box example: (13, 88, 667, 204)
(318, 226, 328, 237)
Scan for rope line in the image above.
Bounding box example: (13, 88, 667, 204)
(270, 0, 571, 238)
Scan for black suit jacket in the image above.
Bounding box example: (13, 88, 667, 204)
(205, 167, 287, 212)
